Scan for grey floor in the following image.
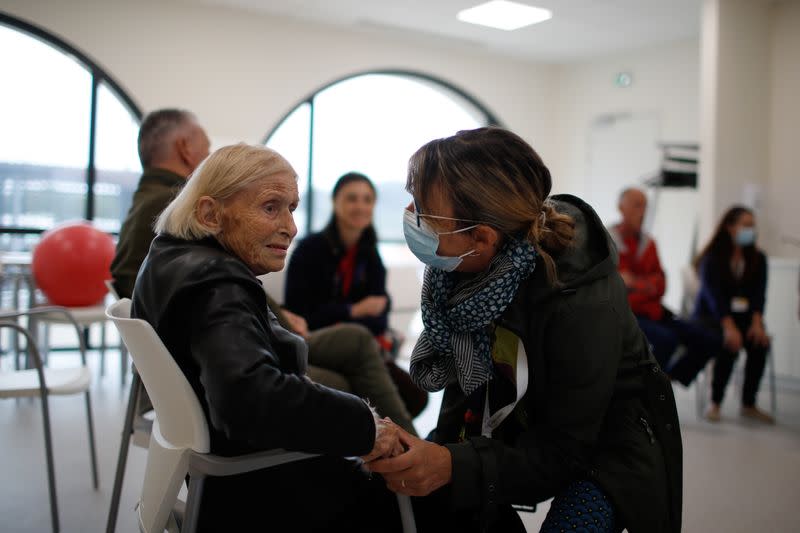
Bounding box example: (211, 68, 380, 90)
(1, 340, 799, 533)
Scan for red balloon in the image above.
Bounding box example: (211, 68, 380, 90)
(32, 222, 116, 307)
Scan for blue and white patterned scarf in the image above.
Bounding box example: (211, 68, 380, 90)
(410, 239, 537, 395)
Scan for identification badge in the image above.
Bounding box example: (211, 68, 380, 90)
(731, 297, 749, 313)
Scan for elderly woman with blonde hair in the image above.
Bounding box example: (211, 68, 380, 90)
(132, 143, 403, 532)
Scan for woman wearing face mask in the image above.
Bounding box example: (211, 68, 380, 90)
(694, 206, 772, 423)
(366, 127, 682, 533)
(285, 172, 429, 421)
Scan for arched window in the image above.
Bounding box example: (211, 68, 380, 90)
(264, 71, 500, 257)
(0, 14, 142, 251)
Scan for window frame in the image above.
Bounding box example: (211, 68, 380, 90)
(0, 12, 143, 239)
(262, 69, 503, 242)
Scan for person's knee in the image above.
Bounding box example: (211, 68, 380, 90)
(307, 365, 352, 392)
(333, 323, 382, 360)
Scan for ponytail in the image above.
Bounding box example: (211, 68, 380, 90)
(526, 201, 575, 284)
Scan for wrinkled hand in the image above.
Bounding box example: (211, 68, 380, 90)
(351, 295, 388, 318)
(361, 417, 403, 463)
(282, 309, 309, 339)
(746, 321, 770, 348)
(365, 425, 452, 497)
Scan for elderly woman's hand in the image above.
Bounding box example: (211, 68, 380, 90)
(365, 424, 452, 497)
(360, 417, 404, 463)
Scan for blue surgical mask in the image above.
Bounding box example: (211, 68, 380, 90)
(403, 209, 477, 272)
(735, 227, 756, 247)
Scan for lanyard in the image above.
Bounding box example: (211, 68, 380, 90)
(481, 337, 528, 438)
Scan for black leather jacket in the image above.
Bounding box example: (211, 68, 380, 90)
(131, 234, 376, 458)
(429, 195, 682, 533)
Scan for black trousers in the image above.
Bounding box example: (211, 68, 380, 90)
(711, 314, 768, 407)
(410, 487, 526, 533)
(196, 455, 401, 532)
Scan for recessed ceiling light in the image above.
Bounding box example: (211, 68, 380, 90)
(457, 1, 552, 31)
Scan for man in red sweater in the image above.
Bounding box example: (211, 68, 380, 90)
(609, 188, 720, 385)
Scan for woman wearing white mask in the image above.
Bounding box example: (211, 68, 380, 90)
(693, 206, 772, 423)
(366, 127, 682, 533)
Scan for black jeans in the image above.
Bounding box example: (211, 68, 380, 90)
(712, 314, 768, 407)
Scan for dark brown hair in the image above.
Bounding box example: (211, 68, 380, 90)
(694, 205, 761, 284)
(406, 127, 574, 283)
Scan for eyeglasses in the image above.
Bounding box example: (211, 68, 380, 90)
(412, 199, 484, 229)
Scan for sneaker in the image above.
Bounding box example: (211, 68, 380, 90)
(740, 406, 775, 424)
(705, 404, 721, 422)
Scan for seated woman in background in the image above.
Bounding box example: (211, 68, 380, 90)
(265, 291, 417, 434)
(694, 206, 773, 423)
(131, 144, 403, 532)
(284, 172, 428, 419)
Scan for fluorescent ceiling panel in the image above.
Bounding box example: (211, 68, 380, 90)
(457, 1, 552, 31)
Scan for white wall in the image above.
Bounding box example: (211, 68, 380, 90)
(549, 39, 700, 197)
(766, 0, 800, 259)
(548, 39, 701, 311)
(0, 0, 557, 159)
(698, 0, 771, 245)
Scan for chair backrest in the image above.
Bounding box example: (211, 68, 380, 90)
(106, 299, 210, 452)
(257, 270, 286, 305)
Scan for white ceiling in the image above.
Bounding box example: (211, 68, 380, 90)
(191, 0, 702, 62)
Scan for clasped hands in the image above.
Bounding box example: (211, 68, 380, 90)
(360, 418, 452, 497)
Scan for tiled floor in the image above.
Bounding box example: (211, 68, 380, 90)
(1, 344, 799, 532)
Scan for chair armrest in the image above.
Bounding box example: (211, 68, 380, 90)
(188, 448, 318, 478)
(0, 306, 88, 365)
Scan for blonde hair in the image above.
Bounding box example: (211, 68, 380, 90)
(155, 143, 296, 240)
(406, 127, 575, 283)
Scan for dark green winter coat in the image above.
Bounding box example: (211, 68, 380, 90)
(433, 194, 682, 533)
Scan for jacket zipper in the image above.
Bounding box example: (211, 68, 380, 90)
(639, 417, 656, 444)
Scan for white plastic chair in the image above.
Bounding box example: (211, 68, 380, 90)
(105, 282, 151, 533)
(0, 307, 99, 533)
(106, 299, 416, 533)
(30, 294, 130, 383)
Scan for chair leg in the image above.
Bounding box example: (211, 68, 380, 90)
(768, 348, 777, 417)
(40, 392, 60, 533)
(695, 362, 710, 420)
(42, 323, 50, 366)
(397, 494, 417, 533)
(93, 326, 106, 378)
(182, 471, 206, 533)
(100, 321, 107, 370)
(120, 345, 128, 387)
(84, 390, 99, 489)
(105, 373, 142, 533)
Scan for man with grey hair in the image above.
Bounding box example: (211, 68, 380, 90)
(111, 108, 210, 298)
(609, 187, 720, 387)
